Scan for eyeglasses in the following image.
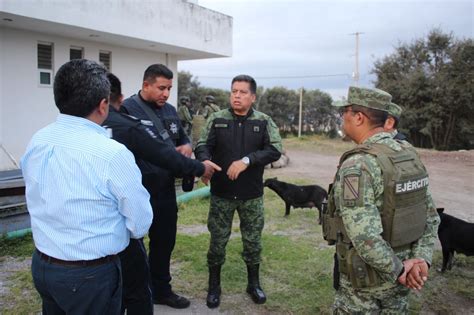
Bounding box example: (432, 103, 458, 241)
(338, 107, 353, 116)
(339, 107, 368, 118)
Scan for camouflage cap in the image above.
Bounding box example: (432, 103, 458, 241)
(387, 102, 402, 119)
(333, 86, 392, 112)
(206, 95, 215, 102)
(179, 96, 190, 103)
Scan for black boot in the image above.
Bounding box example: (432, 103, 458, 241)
(206, 265, 221, 308)
(246, 264, 266, 304)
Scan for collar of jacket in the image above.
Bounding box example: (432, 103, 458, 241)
(229, 107, 254, 120)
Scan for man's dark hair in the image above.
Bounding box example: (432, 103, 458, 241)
(352, 105, 388, 128)
(54, 59, 110, 117)
(143, 64, 173, 83)
(231, 74, 257, 94)
(107, 73, 122, 105)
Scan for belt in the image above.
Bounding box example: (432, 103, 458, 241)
(36, 249, 117, 267)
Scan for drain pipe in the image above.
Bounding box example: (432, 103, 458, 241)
(4, 187, 211, 240)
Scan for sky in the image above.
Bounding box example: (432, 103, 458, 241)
(179, 0, 473, 100)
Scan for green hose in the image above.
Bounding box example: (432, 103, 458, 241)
(4, 187, 211, 240)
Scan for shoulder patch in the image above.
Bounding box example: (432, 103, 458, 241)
(342, 169, 361, 207)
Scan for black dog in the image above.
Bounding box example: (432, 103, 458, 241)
(437, 208, 474, 272)
(263, 177, 327, 221)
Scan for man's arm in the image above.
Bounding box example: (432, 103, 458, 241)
(107, 149, 153, 239)
(129, 125, 205, 177)
(194, 113, 216, 162)
(410, 187, 440, 265)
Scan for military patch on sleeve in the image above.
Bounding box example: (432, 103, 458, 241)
(342, 171, 361, 207)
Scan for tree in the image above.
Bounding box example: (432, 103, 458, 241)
(372, 29, 474, 150)
(178, 71, 228, 113)
(258, 87, 299, 133)
(302, 90, 338, 135)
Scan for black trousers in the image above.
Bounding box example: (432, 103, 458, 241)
(148, 194, 178, 298)
(119, 239, 153, 315)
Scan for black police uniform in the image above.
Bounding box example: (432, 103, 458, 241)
(102, 106, 204, 314)
(122, 93, 192, 302)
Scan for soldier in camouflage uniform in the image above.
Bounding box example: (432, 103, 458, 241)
(384, 102, 408, 141)
(177, 96, 193, 137)
(323, 86, 440, 314)
(195, 75, 282, 309)
(202, 95, 221, 119)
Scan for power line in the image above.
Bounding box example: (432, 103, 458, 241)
(192, 73, 352, 80)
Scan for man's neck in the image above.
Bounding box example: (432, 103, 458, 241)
(356, 127, 385, 144)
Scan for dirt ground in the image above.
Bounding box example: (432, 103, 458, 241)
(269, 148, 474, 223)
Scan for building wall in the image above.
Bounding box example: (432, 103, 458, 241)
(0, 27, 180, 167)
(1, 0, 232, 58)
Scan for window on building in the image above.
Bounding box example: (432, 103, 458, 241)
(70, 46, 84, 60)
(38, 42, 53, 86)
(99, 51, 111, 70)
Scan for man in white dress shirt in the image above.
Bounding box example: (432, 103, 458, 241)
(21, 59, 153, 314)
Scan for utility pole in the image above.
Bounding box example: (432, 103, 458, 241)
(298, 87, 303, 138)
(350, 32, 364, 86)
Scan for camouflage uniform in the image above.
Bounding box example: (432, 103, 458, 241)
(328, 87, 440, 314)
(177, 104, 193, 136)
(207, 195, 264, 266)
(202, 103, 221, 119)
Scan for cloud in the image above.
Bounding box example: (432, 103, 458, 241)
(180, 0, 473, 99)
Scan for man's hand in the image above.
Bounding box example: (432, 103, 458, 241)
(406, 260, 429, 290)
(201, 160, 222, 185)
(398, 258, 427, 289)
(176, 144, 193, 157)
(227, 160, 248, 181)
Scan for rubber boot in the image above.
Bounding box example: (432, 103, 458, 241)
(246, 264, 266, 304)
(206, 265, 221, 308)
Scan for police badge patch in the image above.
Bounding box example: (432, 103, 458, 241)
(169, 122, 178, 134)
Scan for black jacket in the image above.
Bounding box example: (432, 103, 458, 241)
(102, 107, 204, 179)
(195, 108, 282, 200)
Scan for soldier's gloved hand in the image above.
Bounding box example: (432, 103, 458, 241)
(227, 160, 248, 181)
(176, 144, 193, 157)
(201, 160, 221, 185)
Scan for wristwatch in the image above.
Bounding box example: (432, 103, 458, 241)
(241, 156, 250, 165)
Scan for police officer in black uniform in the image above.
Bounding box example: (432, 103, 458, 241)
(121, 64, 199, 309)
(103, 73, 220, 314)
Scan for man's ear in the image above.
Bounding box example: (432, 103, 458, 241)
(98, 98, 109, 116)
(354, 111, 365, 126)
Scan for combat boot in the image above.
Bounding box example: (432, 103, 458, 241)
(246, 264, 266, 304)
(206, 265, 221, 308)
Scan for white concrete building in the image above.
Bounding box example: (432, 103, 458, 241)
(0, 0, 232, 169)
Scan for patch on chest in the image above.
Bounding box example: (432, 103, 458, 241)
(215, 123, 228, 128)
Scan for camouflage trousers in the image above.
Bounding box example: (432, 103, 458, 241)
(207, 195, 264, 267)
(334, 277, 410, 314)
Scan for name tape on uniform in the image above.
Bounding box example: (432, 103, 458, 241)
(395, 177, 429, 194)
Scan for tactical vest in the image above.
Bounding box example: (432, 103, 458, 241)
(322, 142, 428, 288)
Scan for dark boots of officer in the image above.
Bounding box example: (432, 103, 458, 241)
(206, 265, 221, 308)
(246, 264, 266, 304)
